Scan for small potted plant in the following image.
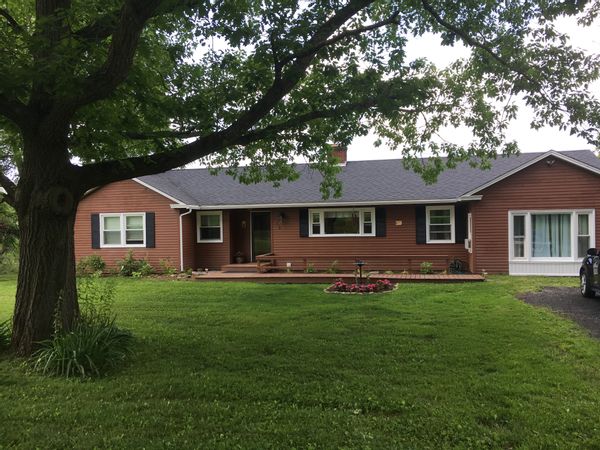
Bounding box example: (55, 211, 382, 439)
(235, 251, 244, 264)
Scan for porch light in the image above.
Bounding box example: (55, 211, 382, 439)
(278, 212, 285, 225)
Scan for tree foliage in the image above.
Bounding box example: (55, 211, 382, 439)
(0, 0, 598, 196)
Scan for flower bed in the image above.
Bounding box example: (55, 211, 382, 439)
(325, 278, 396, 294)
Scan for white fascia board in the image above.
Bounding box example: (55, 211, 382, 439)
(169, 196, 482, 210)
(463, 150, 600, 197)
(132, 178, 186, 204)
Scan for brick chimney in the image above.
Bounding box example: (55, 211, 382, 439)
(331, 144, 347, 165)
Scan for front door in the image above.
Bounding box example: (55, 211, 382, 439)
(251, 212, 271, 260)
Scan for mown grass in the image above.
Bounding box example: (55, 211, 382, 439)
(1, 275, 599, 449)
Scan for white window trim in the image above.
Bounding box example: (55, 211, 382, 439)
(426, 205, 455, 244)
(308, 207, 376, 237)
(197, 211, 223, 243)
(508, 209, 595, 262)
(99, 213, 146, 248)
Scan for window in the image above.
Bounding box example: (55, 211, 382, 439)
(509, 210, 594, 261)
(426, 206, 455, 243)
(531, 213, 571, 257)
(309, 208, 375, 236)
(197, 211, 223, 242)
(578, 213, 591, 258)
(512, 214, 526, 258)
(100, 213, 145, 247)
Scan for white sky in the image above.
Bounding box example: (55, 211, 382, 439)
(348, 15, 600, 161)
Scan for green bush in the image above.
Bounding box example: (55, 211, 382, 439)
(0, 252, 18, 275)
(305, 263, 316, 273)
(77, 273, 115, 326)
(0, 319, 11, 351)
(326, 260, 340, 274)
(31, 321, 133, 379)
(117, 250, 153, 277)
(420, 261, 434, 274)
(159, 258, 178, 275)
(76, 254, 106, 275)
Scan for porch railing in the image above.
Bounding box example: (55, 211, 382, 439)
(255, 253, 453, 273)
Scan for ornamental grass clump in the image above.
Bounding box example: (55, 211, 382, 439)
(327, 278, 394, 294)
(31, 273, 133, 379)
(31, 321, 133, 379)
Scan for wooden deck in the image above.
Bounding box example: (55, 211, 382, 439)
(194, 271, 485, 284)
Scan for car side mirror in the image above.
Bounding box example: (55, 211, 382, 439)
(587, 248, 597, 256)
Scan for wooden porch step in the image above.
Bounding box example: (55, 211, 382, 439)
(220, 262, 258, 273)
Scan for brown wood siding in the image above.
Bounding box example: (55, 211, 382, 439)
(75, 180, 182, 271)
(269, 206, 469, 272)
(471, 157, 600, 274)
(195, 210, 231, 270)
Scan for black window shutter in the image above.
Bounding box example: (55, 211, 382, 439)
(91, 214, 100, 249)
(146, 212, 156, 248)
(375, 207, 386, 237)
(299, 209, 309, 237)
(455, 204, 467, 244)
(415, 206, 426, 244)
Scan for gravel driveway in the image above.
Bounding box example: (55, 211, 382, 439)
(520, 287, 600, 339)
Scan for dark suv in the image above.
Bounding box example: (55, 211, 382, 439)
(580, 248, 600, 298)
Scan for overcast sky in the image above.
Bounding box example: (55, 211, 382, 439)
(347, 15, 600, 161)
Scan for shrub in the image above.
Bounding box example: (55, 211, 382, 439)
(0, 319, 11, 351)
(32, 273, 133, 378)
(305, 263, 316, 273)
(77, 273, 115, 326)
(117, 250, 152, 277)
(326, 260, 340, 274)
(420, 261, 434, 274)
(76, 254, 106, 275)
(31, 321, 133, 379)
(159, 258, 178, 275)
(0, 252, 18, 275)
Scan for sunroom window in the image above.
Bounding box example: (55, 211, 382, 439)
(578, 213, 591, 258)
(509, 211, 594, 261)
(309, 208, 375, 236)
(531, 213, 571, 257)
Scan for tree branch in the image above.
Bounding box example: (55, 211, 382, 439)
(74, 0, 398, 190)
(0, 171, 17, 208)
(0, 7, 25, 34)
(0, 94, 28, 127)
(419, 0, 539, 88)
(72, 9, 120, 42)
(279, 10, 400, 68)
(59, 0, 163, 113)
(77, 82, 424, 191)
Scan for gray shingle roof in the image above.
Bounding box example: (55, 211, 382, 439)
(137, 150, 600, 207)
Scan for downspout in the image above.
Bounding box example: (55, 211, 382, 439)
(179, 208, 193, 272)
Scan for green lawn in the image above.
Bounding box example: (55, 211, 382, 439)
(1, 276, 599, 449)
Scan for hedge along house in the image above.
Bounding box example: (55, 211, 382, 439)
(74, 149, 600, 276)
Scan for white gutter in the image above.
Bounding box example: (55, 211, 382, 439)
(169, 196, 483, 210)
(178, 208, 193, 272)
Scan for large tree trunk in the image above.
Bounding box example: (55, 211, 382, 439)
(10, 133, 80, 356)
